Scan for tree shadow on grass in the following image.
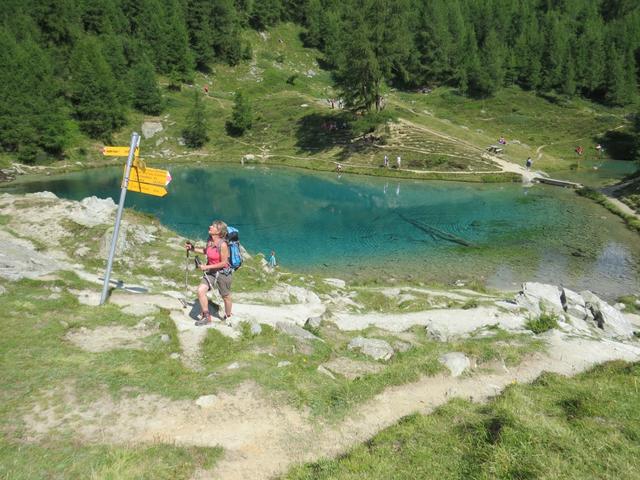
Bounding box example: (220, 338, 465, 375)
(595, 130, 637, 160)
(295, 112, 386, 162)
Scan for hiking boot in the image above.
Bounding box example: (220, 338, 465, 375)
(195, 312, 211, 326)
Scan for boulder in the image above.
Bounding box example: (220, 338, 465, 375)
(275, 322, 323, 342)
(321, 357, 383, 380)
(581, 291, 634, 339)
(348, 337, 394, 361)
(561, 287, 588, 320)
(438, 352, 471, 377)
(393, 340, 412, 353)
(515, 282, 564, 316)
(305, 316, 322, 329)
(141, 121, 163, 139)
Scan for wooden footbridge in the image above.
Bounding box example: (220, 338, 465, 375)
(534, 176, 583, 189)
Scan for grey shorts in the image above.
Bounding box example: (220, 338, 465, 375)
(201, 271, 232, 297)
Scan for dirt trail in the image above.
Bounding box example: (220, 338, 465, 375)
(23, 331, 640, 480)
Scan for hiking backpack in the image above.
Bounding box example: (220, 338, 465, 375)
(226, 226, 243, 270)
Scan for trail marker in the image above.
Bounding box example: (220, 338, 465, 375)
(102, 146, 139, 157)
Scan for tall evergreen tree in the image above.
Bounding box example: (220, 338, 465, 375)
(227, 90, 253, 135)
(182, 91, 208, 147)
(0, 28, 68, 162)
(163, 0, 195, 80)
(211, 0, 243, 65)
(250, 0, 281, 30)
(186, 0, 214, 70)
(130, 57, 163, 115)
(334, 12, 382, 111)
(68, 36, 125, 139)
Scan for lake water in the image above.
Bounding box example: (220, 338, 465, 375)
(4, 165, 639, 298)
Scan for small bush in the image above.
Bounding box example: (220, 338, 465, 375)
(525, 312, 559, 334)
(462, 299, 479, 310)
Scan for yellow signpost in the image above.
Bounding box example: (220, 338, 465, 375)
(125, 165, 171, 197)
(102, 146, 139, 157)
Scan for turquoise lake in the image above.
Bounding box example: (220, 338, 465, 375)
(4, 165, 640, 298)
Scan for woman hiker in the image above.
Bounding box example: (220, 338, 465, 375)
(185, 220, 233, 326)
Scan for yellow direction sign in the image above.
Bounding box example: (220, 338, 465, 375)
(125, 165, 171, 197)
(103, 146, 140, 157)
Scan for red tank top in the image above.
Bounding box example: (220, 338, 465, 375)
(205, 240, 229, 269)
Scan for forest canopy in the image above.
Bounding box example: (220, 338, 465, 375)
(0, 0, 639, 162)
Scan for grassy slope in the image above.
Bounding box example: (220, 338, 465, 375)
(284, 361, 640, 480)
(41, 23, 635, 187)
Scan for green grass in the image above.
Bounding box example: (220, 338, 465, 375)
(283, 361, 640, 480)
(525, 312, 560, 334)
(6, 23, 634, 189)
(577, 187, 640, 233)
(0, 442, 222, 480)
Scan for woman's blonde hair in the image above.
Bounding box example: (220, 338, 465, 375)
(211, 220, 228, 238)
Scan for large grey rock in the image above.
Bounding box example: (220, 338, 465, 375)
(515, 282, 563, 316)
(438, 352, 471, 377)
(305, 316, 322, 329)
(581, 291, 634, 339)
(141, 121, 163, 139)
(321, 357, 384, 380)
(348, 337, 394, 361)
(77, 196, 117, 226)
(561, 287, 589, 320)
(275, 322, 323, 342)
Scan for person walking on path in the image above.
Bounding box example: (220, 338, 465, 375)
(268, 250, 277, 269)
(525, 157, 532, 171)
(396, 156, 401, 169)
(383, 155, 389, 168)
(185, 220, 234, 326)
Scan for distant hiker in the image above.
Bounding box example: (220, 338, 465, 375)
(185, 220, 233, 326)
(268, 250, 277, 269)
(396, 156, 402, 169)
(203, 84, 209, 94)
(525, 157, 532, 170)
(498, 136, 506, 145)
(336, 163, 342, 172)
(575, 146, 584, 156)
(595, 144, 603, 156)
(384, 155, 389, 168)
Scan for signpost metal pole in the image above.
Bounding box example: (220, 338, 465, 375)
(100, 132, 140, 305)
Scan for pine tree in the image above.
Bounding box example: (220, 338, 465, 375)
(334, 13, 382, 111)
(182, 91, 208, 147)
(226, 90, 253, 135)
(605, 44, 636, 106)
(211, 0, 243, 65)
(0, 27, 68, 162)
(163, 0, 195, 81)
(130, 57, 163, 115)
(250, 0, 281, 30)
(186, 0, 214, 70)
(68, 36, 125, 139)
